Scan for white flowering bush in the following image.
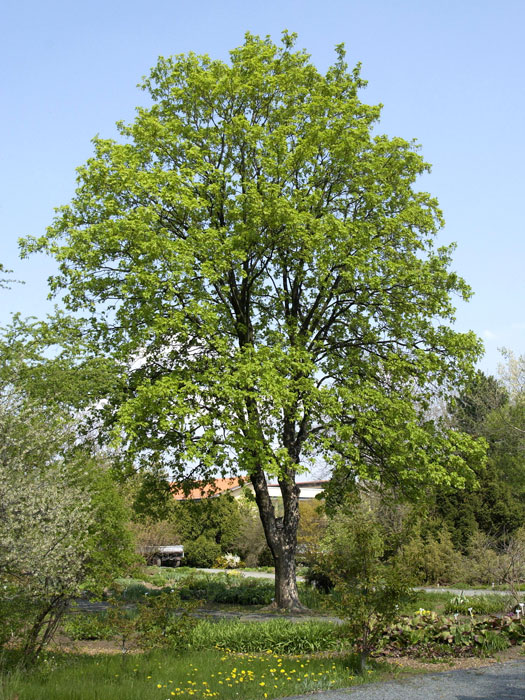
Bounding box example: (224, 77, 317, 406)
(0, 391, 134, 661)
(215, 552, 242, 569)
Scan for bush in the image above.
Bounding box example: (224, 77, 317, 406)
(395, 526, 466, 585)
(105, 589, 199, 653)
(0, 426, 135, 661)
(183, 536, 221, 568)
(178, 573, 274, 605)
(134, 591, 198, 651)
(231, 503, 273, 567)
(214, 553, 241, 569)
(304, 565, 335, 593)
(175, 495, 243, 555)
(120, 583, 151, 601)
(319, 501, 414, 671)
(63, 613, 116, 641)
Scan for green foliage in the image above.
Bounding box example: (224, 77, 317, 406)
(231, 503, 273, 568)
(444, 594, 514, 616)
(318, 501, 414, 670)
(0, 312, 123, 416)
(134, 591, 198, 651)
(178, 573, 275, 605)
(395, 524, 465, 584)
(21, 32, 487, 609)
(120, 583, 151, 601)
(183, 536, 222, 568)
(24, 34, 485, 504)
(105, 589, 198, 653)
(174, 495, 243, 555)
(384, 611, 524, 655)
(437, 366, 525, 549)
(82, 465, 137, 595)
(190, 619, 341, 654)
(0, 399, 131, 660)
(63, 613, 116, 641)
(0, 374, 135, 660)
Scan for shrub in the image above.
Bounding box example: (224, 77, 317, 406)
(231, 503, 273, 567)
(63, 613, 116, 641)
(134, 591, 198, 651)
(0, 436, 134, 661)
(304, 565, 334, 594)
(395, 526, 466, 585)
(178, 573, 274, 605)
(320, 502, 414, 671)
(120, 583, 151, 601)
(105, 589, 199, 653)
(175, 495, 243, 555)
(215, 552, 241, 569)
(183, 536, 221, 568)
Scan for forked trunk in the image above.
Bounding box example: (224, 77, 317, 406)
(250, 467, 306, 612)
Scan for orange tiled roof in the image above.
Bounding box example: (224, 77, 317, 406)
(171, 477, 244, 500)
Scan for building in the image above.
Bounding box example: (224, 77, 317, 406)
(171, 477, 327, 501)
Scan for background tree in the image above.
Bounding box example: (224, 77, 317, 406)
(24, 33, 485, 610)
(437, 367, 525, 548)
(0, 263, 17, 290)
(0, 312, 122, 418)
(173, 494, 244, 566)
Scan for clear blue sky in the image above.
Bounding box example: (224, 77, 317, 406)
(1, 0, 524, 375)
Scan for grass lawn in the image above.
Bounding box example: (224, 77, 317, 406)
(0, 648, 394, 700)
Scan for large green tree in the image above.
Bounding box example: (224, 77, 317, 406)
(24, 33, 485, 609)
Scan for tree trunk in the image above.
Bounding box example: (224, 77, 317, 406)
(358, 651, 369, 674)
(273, 539, 302, 609)
(250, 467, 306, 612)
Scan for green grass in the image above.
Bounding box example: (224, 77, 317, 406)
(439, 582, 525, 592)
(443, 594, 515, 615)
(0, 648, 392, 700)
(191, 619, 342, 654)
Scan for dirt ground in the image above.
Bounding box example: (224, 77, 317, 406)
(381, 644, 524, 673)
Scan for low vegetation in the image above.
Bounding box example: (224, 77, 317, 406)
(385, 610, 525, 657)
(0, 648, 390, 700)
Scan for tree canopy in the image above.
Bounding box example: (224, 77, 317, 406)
(23, 33, 486, 608)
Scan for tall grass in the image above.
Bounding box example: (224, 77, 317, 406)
(191, 619, 342, 653)
(0, 648, 384, 700)
(444, 594, 514, 615)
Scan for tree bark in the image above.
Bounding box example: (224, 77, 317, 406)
(250, 467, 306, 611)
